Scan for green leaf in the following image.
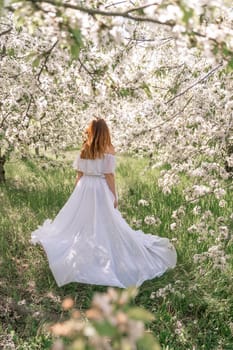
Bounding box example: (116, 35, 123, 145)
(68, 27, 83, 60)
(70, 28, 83, 46)
(32, 56, 41, 68)
(118, 87, 135, 97)
(137, 334, 161, 350)
(7, 48, 15, 58)
(141, 82, 152, 99)
(14, 13, 26, 29)
(0, 0, 3, 16)
(154, 68, 166, 78)
(226, 57, 233, 71)
(70, 43, 80, 60)
(126, 307, 155, 322)
(94, 321, 118, 337)
(180, 5, 194, 25)
(222, 47, 231, 57)
(28, 23, 35, 35)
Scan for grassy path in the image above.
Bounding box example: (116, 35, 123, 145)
(0, 152, 232, 349)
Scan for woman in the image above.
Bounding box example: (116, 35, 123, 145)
(31, 118, 177, 288)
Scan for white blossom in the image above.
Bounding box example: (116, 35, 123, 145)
(193, 206, 201, 215)
(138, 199, 149, 207)
(219, 199, 227, 208)
(214, 188, 226, 199)
(144, 215, 161, 226)
(170, 222, 177, 231)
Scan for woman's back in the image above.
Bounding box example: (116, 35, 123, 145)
(73, 153, 116, 176)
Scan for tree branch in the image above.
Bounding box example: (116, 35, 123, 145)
(184, 182, 232, 205)
(126, 95, 193, 145)
(0, 111, 11, 128)
(26, 0, 175, 27)
(166, 62, 223, 104)
(0, 26, 12, 37)
(78, 58, 96, 76)
(105, 1, 128, 9)
(152, 95, 193, 129)
(23, 94, 33, 119)
(125, 36, 174, 43)
(36, 39, 58, 83)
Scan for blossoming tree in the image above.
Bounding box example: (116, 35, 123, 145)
(0, 0, 233, 191)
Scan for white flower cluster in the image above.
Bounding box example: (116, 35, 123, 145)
(172, 206, 186, 220)
(170, 222, 177, 231)
(214, 188, 226, 200)
(138, 199, 149, 207)
(193, 205, 201, 215)
(144, 215, 161, 226)
(169, 206, 186, 232)
(193, 244, 229, 270)
(216, 226, 229, 242)
(192, 185, 211, 197)
(158, 171, 180, 194)
(187, 210, 232, 247)
(226, 155, 233, 168)
(150, 280, 185, 301)
(150, 283, 175, 299)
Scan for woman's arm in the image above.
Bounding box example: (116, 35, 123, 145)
(105, 173, 118, 208)
(75, 171, 83, 186)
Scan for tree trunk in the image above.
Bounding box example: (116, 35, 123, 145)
(225, 141, 233, 173)
(35, 146, 40, 156)
(0, 156, 6, 183)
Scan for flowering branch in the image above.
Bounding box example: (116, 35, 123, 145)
(184, 182, 233, 205)
(0, 23, 12, 37)
(155, 95, 193, 128)
(25, 0, 175, 27)
(23, 93, 33, 119)
(0, 27, 12, 36)
(166, 63, 223, 104)
(126, 95, 193, 144)
(36, 39, 58, 83)
(0, 111, 11, 128)
(78, 58, 96, 76)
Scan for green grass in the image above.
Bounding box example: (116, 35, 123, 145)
(0, 152, 232, 349)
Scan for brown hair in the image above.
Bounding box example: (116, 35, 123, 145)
(80, 118, 112, 159)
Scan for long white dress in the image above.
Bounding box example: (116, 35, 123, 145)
(31, 153, 177, 288)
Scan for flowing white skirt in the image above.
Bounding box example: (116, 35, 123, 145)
(31, 176, 177, 288)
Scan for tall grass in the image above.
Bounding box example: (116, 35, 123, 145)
(0, 152, 232, 349)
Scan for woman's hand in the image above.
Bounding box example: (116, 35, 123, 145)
(75, 171, 83, 186)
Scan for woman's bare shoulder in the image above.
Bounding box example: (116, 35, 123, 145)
(106, 144, 116, 155)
